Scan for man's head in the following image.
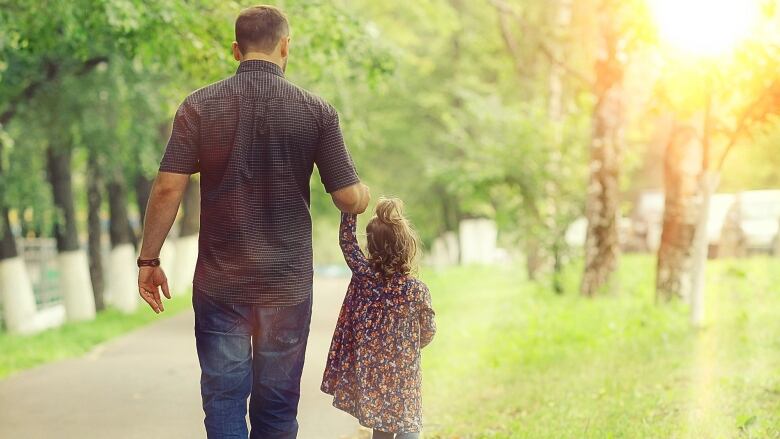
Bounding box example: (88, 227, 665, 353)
(232, 5, 290, 70)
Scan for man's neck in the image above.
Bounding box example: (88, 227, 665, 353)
(241, 53, 283, 70)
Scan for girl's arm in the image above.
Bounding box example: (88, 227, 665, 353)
(340, 212, 372, 276)
(418, 284, 436, 348)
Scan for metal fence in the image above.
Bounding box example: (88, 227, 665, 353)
(21, 238, 63, 308)
(0, 238, 62, 330)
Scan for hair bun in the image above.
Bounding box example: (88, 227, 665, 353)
(375, 197, 405, 226)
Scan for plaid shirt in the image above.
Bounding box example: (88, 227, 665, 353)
(159, 60, 360, 305)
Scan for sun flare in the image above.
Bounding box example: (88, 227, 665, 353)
(648, 0, 761, 56)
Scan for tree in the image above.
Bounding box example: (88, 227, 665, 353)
(656, 122, 701, 301)
(652, 17, 780, 324)
(578, 0, 628, 297)
(492, 0, 589, 288)
(86, 148, 106, 311)
(0, 136, 39, 333)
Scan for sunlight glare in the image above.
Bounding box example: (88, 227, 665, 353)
(648, 0, 761, 56)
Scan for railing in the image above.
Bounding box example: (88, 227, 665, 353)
(21, 238, 63, 308)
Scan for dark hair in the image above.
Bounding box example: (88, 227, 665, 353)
(235, 5, 289, 55)
(366, 198, 419, 277)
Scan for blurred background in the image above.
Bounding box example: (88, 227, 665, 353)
(0, 1, 779, 438)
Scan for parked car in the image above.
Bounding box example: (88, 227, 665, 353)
(628, 190, 734, 256)
(719, 190, 780, 256)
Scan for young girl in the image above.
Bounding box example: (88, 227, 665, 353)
(322, 198, 436, 439)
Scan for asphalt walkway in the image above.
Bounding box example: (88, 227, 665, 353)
(0, 277, 360, 439)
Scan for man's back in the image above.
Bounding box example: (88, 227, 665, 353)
(159, 60, 359, 305)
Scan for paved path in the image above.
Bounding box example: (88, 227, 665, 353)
(0, 277, 361, 439)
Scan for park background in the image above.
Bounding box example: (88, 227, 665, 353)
(0, 1, 779, 438)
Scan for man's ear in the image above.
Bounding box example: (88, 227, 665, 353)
(279, 36, 290, 58)
(231, 41, 242, 61)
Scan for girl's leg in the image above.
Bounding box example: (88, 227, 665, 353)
(395, 433, 420, 439)
(372, 430, 394, 439)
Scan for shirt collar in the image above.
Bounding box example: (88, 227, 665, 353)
(236, 60, 285, 77)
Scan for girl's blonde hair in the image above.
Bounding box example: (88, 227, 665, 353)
(366, 197, 419, 277)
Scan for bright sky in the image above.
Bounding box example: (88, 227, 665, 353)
(648, 0, 762, 56)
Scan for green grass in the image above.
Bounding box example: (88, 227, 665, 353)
(420, 256, 780, 438)
(0, 291, 192, 380)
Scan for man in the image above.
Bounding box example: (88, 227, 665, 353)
(136, 5, 370, 438)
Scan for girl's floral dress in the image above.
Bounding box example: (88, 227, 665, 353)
(321, 213, 436, 433)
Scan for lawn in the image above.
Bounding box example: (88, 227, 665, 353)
(0, 291, 192, 380)
(420, 256, 780, 438)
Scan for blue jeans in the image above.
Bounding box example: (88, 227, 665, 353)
(193, 290, 313, 439)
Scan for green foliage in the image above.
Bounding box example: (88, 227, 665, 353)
(0, 0, 393, 238)
(420, 256, 780, 437)
(720, 120, 780, 191)
(1, 0, 778, 264)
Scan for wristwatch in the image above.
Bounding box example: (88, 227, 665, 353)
(137, 257, 161, 268)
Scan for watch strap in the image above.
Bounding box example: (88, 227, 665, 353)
(137, 257, 161, 268)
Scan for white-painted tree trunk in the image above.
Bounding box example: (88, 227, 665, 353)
(58, 250, 96, 322)
(459, 219, 498, 265)
(443, 231, 459, 265)
(430, 237, 450, 270)
(0, 257, 39, 334)
(33, 305, 65, 332)
(690, 171, 720, 327)
(172, 235, 198, 295)
(107, 243, 140, 313)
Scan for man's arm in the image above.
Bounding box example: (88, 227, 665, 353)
(137, 171, 190, 313)
(331, 182, 370, 214)
(139, 172, 190, 258)
(315, 107, 368, 212)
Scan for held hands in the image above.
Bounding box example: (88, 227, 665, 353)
(138, 266, 171, 313)
(356, 183, 371, 214)
(331, 182, 371, 214)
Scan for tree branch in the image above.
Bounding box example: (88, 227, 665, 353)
(716, 79, 780, 171)
(496, 7, 527, 79)
(490, 0, 593, 88)
(0, 56, 109, 126)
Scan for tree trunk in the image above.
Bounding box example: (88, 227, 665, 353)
(46, 145, 80, 253)
(656, 125, 703, 302)
(46, 142, 96, 321)
(180, 177, 200, 237)
(0, 138, 39, 334)
(580, 18, 624, 297)
(690, 172, 720, 327)
(171, 176, 200, 295)
(552, 239, 564, 294)
(548, 0, 572, 294)
(0, 141, 14, 253)
(0, 207, 17, 260)
(108, 177, 135, 248)
(524, 241, 544, 281)
(107, 171, 141, 313)
(134, 173, 153, 230)
(87, 151, 106, 311)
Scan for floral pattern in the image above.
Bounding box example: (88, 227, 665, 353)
(321, 213, 436, 433)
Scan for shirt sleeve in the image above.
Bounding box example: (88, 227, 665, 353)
(316, 108, 359, 193)
(418, 283, 436, 348)
(159, 98, 200, 174)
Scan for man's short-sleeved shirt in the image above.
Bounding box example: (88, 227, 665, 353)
(159, 60, 360, 306)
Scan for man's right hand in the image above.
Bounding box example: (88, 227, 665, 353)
(138, 266, 171, 314)
(331, 182, 371, 214)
